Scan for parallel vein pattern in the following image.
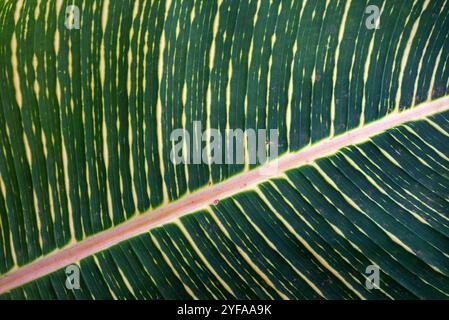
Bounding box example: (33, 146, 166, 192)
(2, 111, 449, 299)
(0, 0, 449, 299)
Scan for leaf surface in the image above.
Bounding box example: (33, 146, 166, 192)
(0, 0, 449, 299)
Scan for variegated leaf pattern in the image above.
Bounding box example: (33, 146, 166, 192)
(0, 0, 449, 299)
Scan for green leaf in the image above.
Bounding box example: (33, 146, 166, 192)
(0, 0, 448, 299)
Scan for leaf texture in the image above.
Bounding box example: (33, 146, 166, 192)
(0, 0, 449, 299)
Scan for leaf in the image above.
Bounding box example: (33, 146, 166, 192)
(0, 0, 449, 299)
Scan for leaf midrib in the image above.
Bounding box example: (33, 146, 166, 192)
(1, 96, 449, 294)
